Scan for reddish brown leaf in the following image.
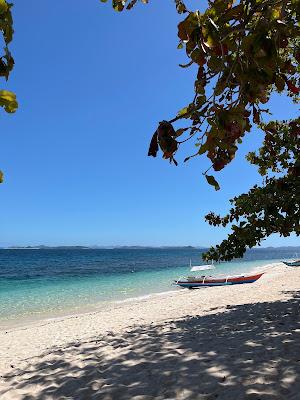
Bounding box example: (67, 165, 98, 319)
(148, 132, 158, 157)
(287, 81, 300, 94)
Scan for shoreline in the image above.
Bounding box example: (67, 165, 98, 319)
(0, 259, 284, 330)
(0, 288, 180, 332)
(1, 262, 299, 399)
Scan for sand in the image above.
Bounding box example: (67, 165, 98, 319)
(0, 262, 299, 399)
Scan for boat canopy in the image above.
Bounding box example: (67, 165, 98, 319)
(190, 264, 215, 272)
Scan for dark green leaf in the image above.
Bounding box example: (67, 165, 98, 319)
(205, 174, 220, 191)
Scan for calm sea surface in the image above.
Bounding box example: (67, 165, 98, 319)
(0, 248, 295, 325)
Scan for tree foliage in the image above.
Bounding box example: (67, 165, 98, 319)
(0, 0, 18, 183)
(102, 0, 299, 261)
(205, 118, 300, 260)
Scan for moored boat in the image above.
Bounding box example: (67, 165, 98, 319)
(282, 259, 300, 267)
(282, 253, 300, 267)
(174, 272, 264, 288)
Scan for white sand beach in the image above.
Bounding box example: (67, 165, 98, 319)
(0, 262, 299, 399)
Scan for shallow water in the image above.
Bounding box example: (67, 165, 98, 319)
(0, 247, 292, 324)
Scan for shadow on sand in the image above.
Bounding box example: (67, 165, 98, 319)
(1, 291, 299, 400)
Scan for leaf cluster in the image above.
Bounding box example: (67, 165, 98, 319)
(247, 118, 300, 176)
(0, 1, 16, 110)
(203, 118, 299, 261)
(0, 1, 17, 183)
(162, 0, 298, 188)
(203, 174, 300, 261)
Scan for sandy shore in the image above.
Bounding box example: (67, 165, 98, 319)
(0, 262, 299, 399)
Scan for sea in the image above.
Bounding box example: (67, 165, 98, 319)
(0, 247, 296, 326)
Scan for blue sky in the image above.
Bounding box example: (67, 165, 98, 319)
(0, 0, 298, 247)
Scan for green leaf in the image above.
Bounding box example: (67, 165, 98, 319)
(112, 0, 125, 11)
(0, 90, 15, 101)
(198, 142, 209, 155)
(195, 81, 205, 94)
(0, 0, 8, 15)
(191, 48, 206, 66)
(205, 174, 220, 191)
(177, 106, 188, 117)
(175, 0, 187, 14)
(207, 55, 223, 72)
(204, 35, 216, 49)
(0, 90, 18, 113)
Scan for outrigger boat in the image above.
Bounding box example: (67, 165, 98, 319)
(174, 272, 264, 288)
(282, 259, 300, 267)
(174, 261, 263, 288)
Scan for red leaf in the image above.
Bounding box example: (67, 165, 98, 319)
(287, 81, 300, 94)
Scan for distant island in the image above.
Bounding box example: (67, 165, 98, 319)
(2, 245, 201, 250)
(1, 245, 300, 252)
(3, 245, 92, 250)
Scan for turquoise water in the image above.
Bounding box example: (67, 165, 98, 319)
(0, 248, 289, 325)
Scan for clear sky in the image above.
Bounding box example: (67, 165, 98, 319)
(1, 0, 299, 248)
